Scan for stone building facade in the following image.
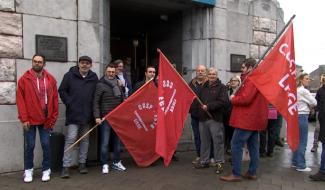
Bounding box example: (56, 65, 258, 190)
(0, 0, 284, 173)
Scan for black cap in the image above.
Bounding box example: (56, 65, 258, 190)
(79, 56, 92, 64)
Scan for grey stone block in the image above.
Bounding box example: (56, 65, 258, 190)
(16, 0, 77, 20)
(227, 11, 252, 43)
(22, 14, 77, 61)
(211, 7, 227, 39)
(250, 44, 259, 59)
(0, 12, 22, 36)
(0, 59, 15, 81)
(0, 35, 22, 58)
(0, 0, 14, 12)
(78, 21, 100, 63)
(266, 32, 276, 45)
(253, 31, 266, 45)
(0, 82, 15, 104)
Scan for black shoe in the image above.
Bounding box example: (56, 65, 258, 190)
(60, 167, 70, 178)
(79, 163, 88, 174)
(215, 163, 224, 174)
(172, 155, 179, 162)
(309, 172, 325, 181)
(193, 162, 209, 169)
(275, 141, 284, 147)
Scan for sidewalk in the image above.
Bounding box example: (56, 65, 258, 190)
(1, 124, 324, 190)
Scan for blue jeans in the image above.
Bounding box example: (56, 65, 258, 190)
(191, 116, 201, 157)
(24, 125, 51, 171)
(100, 120, 121, 165)
(231, 128, 259, 177)
(292, 114, 309, 169)
(320, 142, 325, 174)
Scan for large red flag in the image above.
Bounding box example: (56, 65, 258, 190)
(156, 51, 196, 166)
(248, 23, 299, 150)
(105, 81, 160, 167)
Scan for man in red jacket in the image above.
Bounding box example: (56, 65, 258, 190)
(220, 58, 268, 182)
(16, 54, 59, 183)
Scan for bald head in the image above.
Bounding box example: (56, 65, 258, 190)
(195, 65, 206, 81)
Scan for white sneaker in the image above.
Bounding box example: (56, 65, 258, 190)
(102, 164, 109, 174)
(23, 169, 33, 183)
(112, 161, 126, 171)
(41, 169, 51, 182)
(296, 167, 312, 172)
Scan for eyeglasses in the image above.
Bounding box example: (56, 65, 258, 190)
(230, 80, 239, 82)
(147, 71, 155, 73)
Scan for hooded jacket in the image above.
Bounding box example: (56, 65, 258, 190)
(58, 66, 98, 125)
(16, 69, 58, 129)
(229, 73, 268, 131)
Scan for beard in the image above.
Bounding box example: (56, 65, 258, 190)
(32, 66, 43, 73)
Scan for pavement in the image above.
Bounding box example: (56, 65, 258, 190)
(1, 122, 324, 190)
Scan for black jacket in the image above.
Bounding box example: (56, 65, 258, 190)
(93, 77, 123, 118)
(199, 79, 229, 122)
(316, 85, 325, 142)
(189, 78, 208, 118)
(59, 66, 98, 125)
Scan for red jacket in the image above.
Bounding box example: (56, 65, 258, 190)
(229, 75, 268, 131)
(16, 69, 59, 129)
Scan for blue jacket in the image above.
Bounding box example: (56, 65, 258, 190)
(59, 66, 98, 125)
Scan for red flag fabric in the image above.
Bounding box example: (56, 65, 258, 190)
(105, 81, 160, 167)
(248, 23, 299, 151)
(156, 51, 196, 166)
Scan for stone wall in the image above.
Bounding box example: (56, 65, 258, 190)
(0, 0, 109, 173)
(182, 0, 284, 83)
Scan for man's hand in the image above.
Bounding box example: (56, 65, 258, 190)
(117, 80, 124, 87)
(95, 118, 102, 125)
(229, 95, 235, 100)
(22, 121, 30, 130)
(201, 105, 208, 111)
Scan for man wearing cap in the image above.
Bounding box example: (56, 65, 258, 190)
(59, 56, 98, 178)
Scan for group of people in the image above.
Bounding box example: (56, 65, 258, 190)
(188, 58, 325, 182)
(17, 54, 154, 183)
(16, 54, 325, 183)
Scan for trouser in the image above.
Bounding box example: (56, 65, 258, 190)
(292, 114, 309, 169)
(260, 119, 277, 154)
(100, 120, 121, 165)
(313, 112, 320, 146)
(62, 124, 90, 167)
(24, 125, 51, 171)
(231, 128, 259, 176)
(199, 120, 224, 163)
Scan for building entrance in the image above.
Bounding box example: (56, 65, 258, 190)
(110, 0, 189, 86)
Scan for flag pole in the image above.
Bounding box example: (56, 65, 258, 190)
(157, 49, 213, 118)
(235, 14, 296, 92)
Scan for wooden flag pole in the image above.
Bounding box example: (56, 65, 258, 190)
(64, 118, 105, 153)
(157, 49, 213, 118)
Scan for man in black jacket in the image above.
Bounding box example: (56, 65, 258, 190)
(93, 63, 126, 174)
(194, 68, 229, 174)
(59, 56, 98, 178)
(189, 65, 208, 164)
(310, 76, 325, 181)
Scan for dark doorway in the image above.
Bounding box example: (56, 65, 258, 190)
(110, 0, 189, 87)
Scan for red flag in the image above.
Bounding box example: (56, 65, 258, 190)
(156, 51, 196, 166)
(105, 81, 160, 167)
(248, 23, 299, 150)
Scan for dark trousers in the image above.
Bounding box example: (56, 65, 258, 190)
(260, 119, 278, 154)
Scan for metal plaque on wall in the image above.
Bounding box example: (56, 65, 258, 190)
(36, 35, 68, 62)
(230, 54, 246, 72)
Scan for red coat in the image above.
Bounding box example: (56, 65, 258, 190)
(16, 69, 59, 129)
(229, 76, 268, 131)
